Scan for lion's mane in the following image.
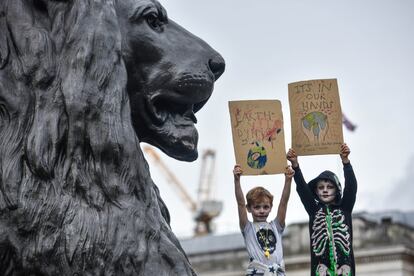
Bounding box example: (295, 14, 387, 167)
(0, 0, 195, 275)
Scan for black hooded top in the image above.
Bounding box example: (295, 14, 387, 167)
(293, 162, 357, 276)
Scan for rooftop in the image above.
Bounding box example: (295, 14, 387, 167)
(180, 209, 414, 256)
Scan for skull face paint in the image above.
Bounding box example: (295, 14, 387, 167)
(315, 180, 337, 204)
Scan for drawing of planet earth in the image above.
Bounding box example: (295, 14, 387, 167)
(247, 142, 267, 169)
(302, 111, 328, 138)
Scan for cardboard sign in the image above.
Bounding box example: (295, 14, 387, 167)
(228, 100, 287, 175)
(288, 79, 344, 156)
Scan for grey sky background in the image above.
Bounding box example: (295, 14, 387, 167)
(143, 0, 414, 238)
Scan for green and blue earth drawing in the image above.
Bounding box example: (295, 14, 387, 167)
(247, 142, 267, 169)
(302, 111, 328, 139)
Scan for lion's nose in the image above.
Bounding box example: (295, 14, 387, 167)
(209, 54, 225, 81)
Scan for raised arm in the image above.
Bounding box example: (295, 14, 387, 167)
(233, 164, 248, 230)
(339, 143, 357, 211)
(276, 166, 294, 228)
(287, 148, 317, 215)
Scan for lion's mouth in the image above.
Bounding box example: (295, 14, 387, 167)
(136, 77, 214, 161)
(153, 99, 196, 124)
(146, 90, 209, 126)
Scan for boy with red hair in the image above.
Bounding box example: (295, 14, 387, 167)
(233, 165, 294, 276)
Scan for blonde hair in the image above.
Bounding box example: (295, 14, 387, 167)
(246, 186, 273, 207)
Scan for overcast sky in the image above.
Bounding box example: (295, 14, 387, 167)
(144, 0, 414, 238)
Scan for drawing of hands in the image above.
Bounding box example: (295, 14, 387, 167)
(301, 112, 329, 144)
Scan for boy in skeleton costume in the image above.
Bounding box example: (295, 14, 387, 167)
(287, 144, 357, 276)
(233, 165, 295, 276)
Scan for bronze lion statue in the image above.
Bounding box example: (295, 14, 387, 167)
(0, 0, 224, 275)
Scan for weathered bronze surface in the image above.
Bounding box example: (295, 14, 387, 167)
(0, 0, 224, 274)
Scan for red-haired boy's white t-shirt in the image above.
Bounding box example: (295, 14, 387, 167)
(242, 218, 285, 268)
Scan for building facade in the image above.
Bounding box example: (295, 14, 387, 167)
(181, 211, 414, 276)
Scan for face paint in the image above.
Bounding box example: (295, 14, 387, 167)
(315, 180, 337, 204)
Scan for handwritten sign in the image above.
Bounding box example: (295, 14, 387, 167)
(228, 100, 287, 175)
(288, 79, 343, 156)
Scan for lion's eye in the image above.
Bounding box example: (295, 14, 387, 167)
(146, 13, 164, 32)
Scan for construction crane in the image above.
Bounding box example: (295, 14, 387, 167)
(143, 146, 223, 236)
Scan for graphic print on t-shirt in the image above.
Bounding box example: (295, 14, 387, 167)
(256, 227, 276, 254)
(311, 207, 352, 275)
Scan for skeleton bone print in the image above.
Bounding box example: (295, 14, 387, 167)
(311, 208, 351, 275)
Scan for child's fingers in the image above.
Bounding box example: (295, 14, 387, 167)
(287, 148, 296, 157)
(233, 165, 243, 175)
(284, 165, 294, 176)
(341, 146, 350, 155)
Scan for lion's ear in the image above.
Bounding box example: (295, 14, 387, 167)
(0, 11, 9, 69)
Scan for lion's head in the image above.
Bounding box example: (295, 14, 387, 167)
(117, 0, 224, 161)
(0, 0, 224, 275)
